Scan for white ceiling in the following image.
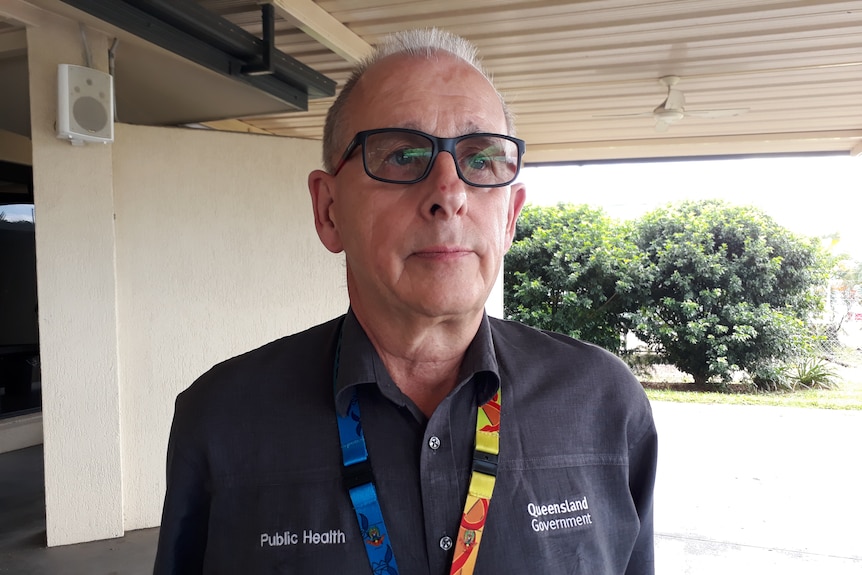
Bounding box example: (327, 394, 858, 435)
(3, 0, 862, 164)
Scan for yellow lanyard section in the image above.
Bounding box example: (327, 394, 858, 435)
(450, 388, 500, 575)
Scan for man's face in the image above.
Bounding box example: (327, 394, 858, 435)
(310, 52, 526, 324)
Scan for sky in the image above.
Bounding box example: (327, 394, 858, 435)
(0, 204, 33, 222)
(517, 154, 862, 260)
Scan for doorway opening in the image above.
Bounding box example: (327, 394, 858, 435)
(0, 160, 39, 420)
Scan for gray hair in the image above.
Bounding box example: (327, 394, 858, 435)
(321, 28, 516, 172)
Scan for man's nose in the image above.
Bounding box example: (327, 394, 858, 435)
(427, 149, 464, 184)
(422, 150, 468, 218)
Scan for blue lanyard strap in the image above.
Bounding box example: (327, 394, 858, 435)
(336, 391, 400, 575)
(334, 328, 400, 575)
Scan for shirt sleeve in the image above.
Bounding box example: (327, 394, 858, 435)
(153, 393, 211, 575)
(625, 414, 658, 575)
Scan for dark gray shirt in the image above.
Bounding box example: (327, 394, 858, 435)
(154, 310, 656, 574)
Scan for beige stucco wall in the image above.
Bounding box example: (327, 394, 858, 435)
(27, 20, 124, 546)
(112, 124, 347, 530)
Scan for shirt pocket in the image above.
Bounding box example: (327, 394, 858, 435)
(476, 453, 639, 575)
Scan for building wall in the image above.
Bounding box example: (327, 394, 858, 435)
(112, 124, 347, 530)
(21, 4, 505, 547)
(25, 13, 348, 545)
(27, 20, 124, 546)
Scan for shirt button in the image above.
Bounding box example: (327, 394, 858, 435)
(428, 436, 441, 450)
(439, 536, 453, 551)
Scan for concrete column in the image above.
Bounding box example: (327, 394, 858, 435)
(27, 20, 123, 545)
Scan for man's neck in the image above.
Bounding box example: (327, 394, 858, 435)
(351, 304, 483, 418)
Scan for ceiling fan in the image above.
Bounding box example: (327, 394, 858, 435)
(600, 76, 749, 132)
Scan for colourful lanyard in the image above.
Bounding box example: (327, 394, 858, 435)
(450, 389, 501, 575)
(334, 338, 501, 575)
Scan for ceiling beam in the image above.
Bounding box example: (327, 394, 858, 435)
(0, 128, 32, 165)
(524, 130, 862, 163)
(527, 130, 862, 151)
(200, 119, 273, 135)
(0, 28, 25, 56)
(0, 0, 51, 26)
(266, 0, 372, 64)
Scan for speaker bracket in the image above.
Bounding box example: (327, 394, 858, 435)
(241, 4, 275, 77)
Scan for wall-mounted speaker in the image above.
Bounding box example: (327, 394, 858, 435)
(57, 64, 114, 145)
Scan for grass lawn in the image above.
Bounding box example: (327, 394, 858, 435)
(640, 362, 862, 410)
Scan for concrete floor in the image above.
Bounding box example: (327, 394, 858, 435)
(1, 402, 861, 574)
(652, 402, 862, 575)
(0, 445, 156, 575)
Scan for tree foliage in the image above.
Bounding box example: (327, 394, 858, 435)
(504, 199, 834, 388)
(504, 204, 646, 352)
(629, 200, 830, 385)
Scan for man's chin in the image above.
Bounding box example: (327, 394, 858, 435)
(408, 295, 489, 322)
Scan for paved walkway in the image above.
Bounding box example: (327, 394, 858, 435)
(652, 401, 862, 574)
(1, 402, 860, 573)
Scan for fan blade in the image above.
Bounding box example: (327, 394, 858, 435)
(654, 119, 671, 132)
(665, 88, 685, 110)
(684, 108, 749, 119)
(592, 111, 655, 118)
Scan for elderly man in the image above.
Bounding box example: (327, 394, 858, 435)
(154, 28, 656, 575)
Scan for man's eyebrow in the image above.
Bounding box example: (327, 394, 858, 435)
(393, 122, 493, 135)
(454, 123, 490, 135)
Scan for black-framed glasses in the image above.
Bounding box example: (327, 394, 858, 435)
(332, 128, 526, 188)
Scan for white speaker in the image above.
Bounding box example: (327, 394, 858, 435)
(57, 64, 114, 144)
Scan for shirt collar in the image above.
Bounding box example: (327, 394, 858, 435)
(333, 309, 501, 415)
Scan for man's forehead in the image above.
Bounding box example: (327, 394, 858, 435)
(347, 53, 505, 134)
(366, 51, 488, 91)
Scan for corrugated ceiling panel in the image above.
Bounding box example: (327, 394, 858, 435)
(194, 0, 862, 161)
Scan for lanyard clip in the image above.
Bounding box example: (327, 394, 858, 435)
(342, 459, 374, 490)
(472, 450, 498, 477)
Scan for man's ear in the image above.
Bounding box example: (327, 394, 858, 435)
(308, 169, 344, 254)
(503, 182, 527, 252)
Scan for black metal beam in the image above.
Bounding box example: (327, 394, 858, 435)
(0, 160, 32, 184)
(0, 192, 33, 204)
(242, 4, 276, 76)
(0, 160, 34, 203)
(59, 0, 337, 111)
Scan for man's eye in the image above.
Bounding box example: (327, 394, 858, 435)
(464, 146, 507, 171)
(467, 153, 491, 170)
(388, 147, 429, 166)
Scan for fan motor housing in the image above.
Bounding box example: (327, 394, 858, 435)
(655, 109, 685, 122)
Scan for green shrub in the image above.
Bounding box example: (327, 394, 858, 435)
(751, 362, 792, 391)
(629, 200, 831, 386)
(791, 357, 839, 390)
(621, 350, 664, 379)
(504, 204, 646, 353)
(751, 356, 838, 391)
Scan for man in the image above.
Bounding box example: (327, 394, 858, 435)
(154, 28, 656, 575)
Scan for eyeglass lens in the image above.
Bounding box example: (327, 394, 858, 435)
(363, 131, 520, 186)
